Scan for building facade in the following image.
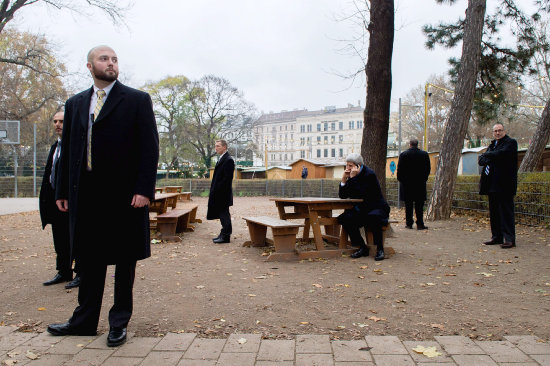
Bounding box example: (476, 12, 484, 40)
(254, 105, 365, 166)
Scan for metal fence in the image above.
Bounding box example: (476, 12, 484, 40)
(3, 171, 550, 228)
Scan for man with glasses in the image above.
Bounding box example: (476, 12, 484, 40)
(479, 123, 518, 249)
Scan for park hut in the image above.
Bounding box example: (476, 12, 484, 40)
(385, 151, 439, 178)
(517, 145, 550, 171)
(238, 167, 267, 179)
(458, 146, 487, 175)
(288, 159, 330, 179)
(322, 162, 346, 179)
(267, 166, 291, 180)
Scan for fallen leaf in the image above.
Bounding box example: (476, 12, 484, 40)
(368, 316, 386, 322)
(37, 307, 46, 311)
(412, 345, 441, 358)
(237, 338, 247, 344)
(195, 285, 205, 289)
(25, 351, 39, 360)
(476, 272, 494, 277)
(248, 294, 256, 297)
(300, 322, 309, 325)
(312, 284, 322, 288)
(431, 323, 445, 330)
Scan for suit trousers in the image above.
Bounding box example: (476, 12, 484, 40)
(51, 211, 72, 277)
(338, 210, 383, 250)
(68, 260, 136, 331)
(488, 193, 515, 243)
(405, 200, 425, 227)
(219, 206, 232, 237)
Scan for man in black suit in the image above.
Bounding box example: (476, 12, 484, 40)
(47, 45, 159, 347)
(479, 123, 518, 249)
(39, 110, 80, 289)
(397, 139, 431, 230)
(207, 139, 235, 244)
(338, 153, 390, 260)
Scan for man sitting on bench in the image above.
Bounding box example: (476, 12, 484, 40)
(338, 153, 390, 260)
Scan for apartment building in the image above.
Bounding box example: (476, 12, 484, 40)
(253, 104, 364, 166)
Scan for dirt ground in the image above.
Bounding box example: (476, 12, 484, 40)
(1, 196, 549, 342)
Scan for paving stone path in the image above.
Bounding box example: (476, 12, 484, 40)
(1, 327, 549, 365)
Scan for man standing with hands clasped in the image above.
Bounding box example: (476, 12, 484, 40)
(479, 123, 518, 249)
(47, 45, 159, 347)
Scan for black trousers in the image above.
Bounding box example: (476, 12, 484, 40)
(68, 260, 136, 331)
(405, 200, 425, 227)
(51, 212, 73, 277)
(219, 206, 232, 237)
(488, 193, 515, 243)
(338, 210, 383, 249)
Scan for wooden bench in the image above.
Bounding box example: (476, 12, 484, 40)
(243, 216, 304, 261)
(155, 208, 195, 242)
(178, 191, 192, 201)
(179, 203, 202, 224)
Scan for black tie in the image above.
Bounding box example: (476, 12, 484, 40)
(50, 141, 61, 188)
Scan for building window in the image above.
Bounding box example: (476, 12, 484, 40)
(317, 136, 321, 144)
(307, 137, 311, 145)
(331, 136, 335, 144)
(317, 123, 321, 132)
(331, 122, 336, 130)
(308, 124, 312, 132)
(291, 125, 293, 130)
(339, 121, 343, 130)
(339, 135, 343, 143)
(290, 154, 293, 160)
(357, 120, 363, 129)
(324, 136, 328, 144)
(331, 148, 335, 157)
(339, 148, 343, 157)
(300, 125, 305, 133)
(301, 151, 305, 158)
(349, 121, 355, 129)
(324, 122, 328, 131)
(300, 137, 305, 146)
(324, 149, 328, 157)
(317, 149, 321, 158)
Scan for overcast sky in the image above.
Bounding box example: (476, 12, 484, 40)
(13, 0, 497, 114)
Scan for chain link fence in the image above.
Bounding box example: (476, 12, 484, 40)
(2, 167, 550, 227)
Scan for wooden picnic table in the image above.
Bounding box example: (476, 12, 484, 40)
(150, 192, 181, 214)
(164, 186, 184, 193)
(270, 197, 363, 260)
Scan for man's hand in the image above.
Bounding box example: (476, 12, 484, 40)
(131, 194, 150, 208)
(341, 169, 351, 183)
(349, 164, 360, 178)
(56, 199, 68, 212)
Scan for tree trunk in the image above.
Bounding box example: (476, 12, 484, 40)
(362, 0, 394, 195)
(519, 98, 550, 172)
(426, 0, 486, 220)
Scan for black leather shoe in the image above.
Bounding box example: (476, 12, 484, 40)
(65, 276, 80, 289)
(213, 236, 230, 244)
(212, 235, 221, 242)
(47, 322, 96, 336)
(107, 327, 127, 347)
(351, 247, 369, 258)
(43, 273, 71, 286)
(405, 225, 413, 229)
(483, 238, 503, 245)
(375, 249, 385, 261)
(417, 225, 428, 230)
(501, 241, 516, 249)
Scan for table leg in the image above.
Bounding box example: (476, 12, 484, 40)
(308, 209, 324, 251)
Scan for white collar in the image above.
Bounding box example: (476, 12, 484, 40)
(93, 80, 116, 97)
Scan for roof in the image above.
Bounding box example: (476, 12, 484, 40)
(288, 158, 341, 166)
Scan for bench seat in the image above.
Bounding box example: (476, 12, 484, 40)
(243, 216, 304, 257)
(155, 208, 194, 242)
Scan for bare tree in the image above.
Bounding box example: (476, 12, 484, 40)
(427, 0, 486, 220)
(519, 98, 550, 171)
(0, 0, 130, 70)
(361, 0, 394, 195)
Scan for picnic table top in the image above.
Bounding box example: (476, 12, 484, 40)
(270, 197, 363, 204)
(154, 192, 181, 200)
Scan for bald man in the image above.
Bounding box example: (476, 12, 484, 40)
(47, 45, 159, 347)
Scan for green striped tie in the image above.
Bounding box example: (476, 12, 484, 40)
(87, 90, 106, 171)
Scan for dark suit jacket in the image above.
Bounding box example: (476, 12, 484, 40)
(56, 80, 159, 263)
(207, 152, 235, 220)
(478, 135, 518, 196)
(338, 165, 390, 223)
(39, 141, 64, 228)
(397, 147, 431, 201)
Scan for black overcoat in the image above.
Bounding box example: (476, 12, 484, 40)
(478, 135, 518, 196)
(39, 141, 61, 228)
(56, 81, 159, 264)
(397, 147, 431, 201)
(338, 165, 390, 224)
(207, 152, 235, 220)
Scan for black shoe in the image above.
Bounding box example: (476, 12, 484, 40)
(213, 236, 230, 244)
(212, 235, 221, 242)
(43, 273, 71, 286)
(47, 322, 97, 336)
(417, 225, 428, 230)
(483, 238, 503, 245)
(375, 249, 385, 261)
(65, 276, 80, 289)
(501, 241, 516, 249)
(107, 327, 127, 347)
(351, 247, 369, 258)
(405, 225, 413, 229)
